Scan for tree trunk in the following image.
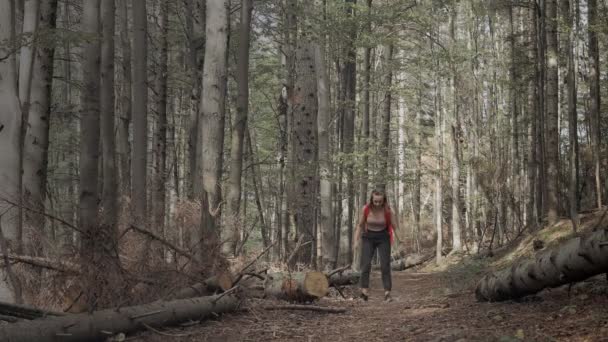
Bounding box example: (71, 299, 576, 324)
(476, 228, 608, 302)
(226, 0, 252, 255)
(360, 0, 372, 228)
(246, 129, 270, 248)
(18, 0, 38, 113)
(449, 8, 463, 252)
(0, 294, 239, 342)
(153, 0, 169, 239)
(291, 8, 318, 265)
(378, 45, 393, 191)
(117, 0, 131, 194)
(0, 0, 23, 247)
(588, 0, 602, 209)
(527, 4, 538, 228)
(561, 0, 578, 231)
(314, 40, 335, 270)
(545, 0, 560, 224)
(79, 0, 104, 310)
(342, 0, 356, 265)
(264, 271, 329, 302)
(131, 0, 148, 222)
(22, 0, 57, 247)
(199, 0, 228, 241)
(100, 0, 118, 239)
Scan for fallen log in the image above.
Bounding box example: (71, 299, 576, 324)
(0, 293, 239, 342)
(475, 228, 608, 302)
(264, 271, 329, 302)
(391, 254, 433, 271)
(327, 270, 360, 287)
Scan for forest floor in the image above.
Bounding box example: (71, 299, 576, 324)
(131, 267, 608, 342)
(131, 212, 608, 342)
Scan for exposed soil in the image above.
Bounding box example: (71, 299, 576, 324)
(130, 269, 608, 342)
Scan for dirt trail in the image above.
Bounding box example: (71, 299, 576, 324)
(132, 270, 608, 342)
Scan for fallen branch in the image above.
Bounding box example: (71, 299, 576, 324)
(129, 225, 193, 260)
(286, 236, 312, 267)
(232, 242, 276, 286)
(326, 264, 351, 278)
(262, 304, 346, 313)
(0, 198, 84, 234)
(0, 254, 79, 274)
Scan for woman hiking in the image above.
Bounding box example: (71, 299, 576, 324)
(354, 189, 398, 302)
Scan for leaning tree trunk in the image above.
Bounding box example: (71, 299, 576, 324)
(0, 294, 239, 342)
(476, 228, 608, 302)
(264, 271, 329, 302)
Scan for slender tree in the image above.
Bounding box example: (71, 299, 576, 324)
(100, 0, 118, 235)
(226, 0, 252, 255)
(545, 0, 560, 224)
(153, 0, 169, 237)
(131, 0, 148, 222)
(588, 0, 602, 209)
(22, 0, 58, 244)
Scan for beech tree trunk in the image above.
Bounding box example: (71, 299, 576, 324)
(0, 294, 239, 342)
(476, 228, 608, 302)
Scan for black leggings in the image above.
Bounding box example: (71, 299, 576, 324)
(359, 230, 392, 291)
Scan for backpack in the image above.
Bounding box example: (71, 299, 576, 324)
(363, 204, 395, 244)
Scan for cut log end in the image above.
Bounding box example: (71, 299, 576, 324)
(304, 272, 329, 298)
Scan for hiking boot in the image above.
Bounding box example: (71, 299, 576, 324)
(360, 292, 369, 301)
(384, 292, 393, 302)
